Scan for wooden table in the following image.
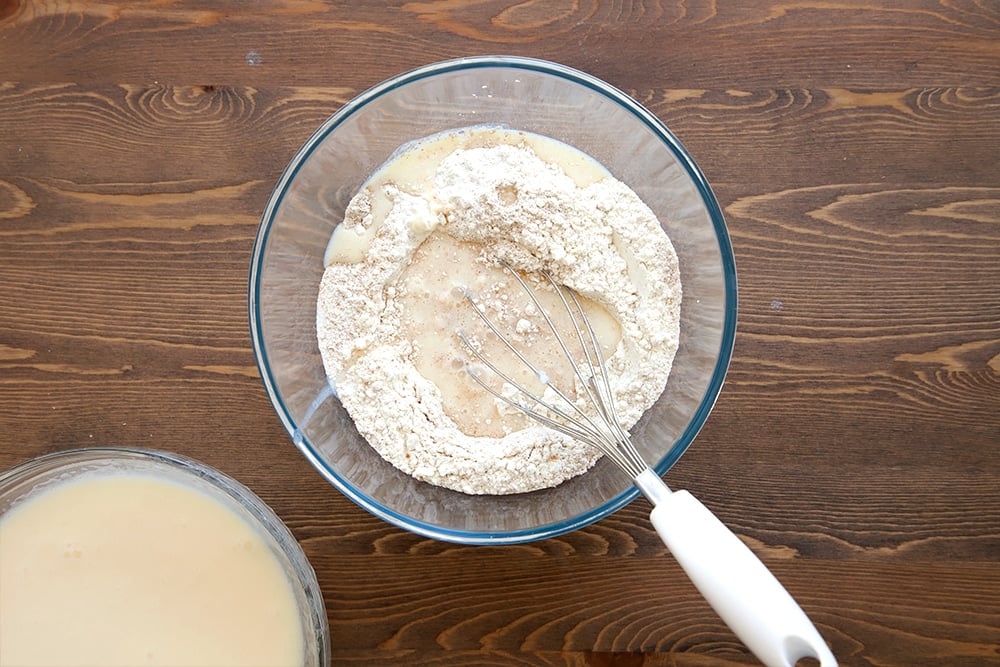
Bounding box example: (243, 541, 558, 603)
(2, 2, 998, 665)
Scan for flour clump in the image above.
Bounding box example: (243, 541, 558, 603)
(317, 127, 681, 495)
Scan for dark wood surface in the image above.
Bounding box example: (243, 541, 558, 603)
(2, 1, 998, 665)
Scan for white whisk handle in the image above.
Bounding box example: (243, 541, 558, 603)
(647, 486, 836, 667)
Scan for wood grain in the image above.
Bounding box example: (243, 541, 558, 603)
(1, 1, 998, 88)
(1, 1, 998, 665)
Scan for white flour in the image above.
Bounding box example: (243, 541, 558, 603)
(317, 128, 680, 495)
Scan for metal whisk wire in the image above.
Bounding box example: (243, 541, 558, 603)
(457, 262, 646, 478)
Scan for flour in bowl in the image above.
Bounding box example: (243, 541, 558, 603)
(317, 127, 680, 495)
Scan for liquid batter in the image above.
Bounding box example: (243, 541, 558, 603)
(0, 471, 305, 667)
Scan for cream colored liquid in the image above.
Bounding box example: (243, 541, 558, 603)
(0, 472, 305, 667)
(327, 127, 622, 438)
(398, 232, 621, 437)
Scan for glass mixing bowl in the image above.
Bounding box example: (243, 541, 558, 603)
(249, 56, 736, 545)
(0, 448, 330, 666)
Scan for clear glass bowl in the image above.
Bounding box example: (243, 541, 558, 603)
(0, 447, 330, 666)
(250, 56, 737, 545)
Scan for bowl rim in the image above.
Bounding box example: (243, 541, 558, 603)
(249, 55, 738, 545)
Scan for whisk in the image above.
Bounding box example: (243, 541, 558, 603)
(459, 263, 836, 667)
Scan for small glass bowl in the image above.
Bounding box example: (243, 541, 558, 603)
(250, 56, 737, 545)
(0, 447, 330, 666)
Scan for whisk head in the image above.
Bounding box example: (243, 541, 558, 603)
(458, 262, 649, 480)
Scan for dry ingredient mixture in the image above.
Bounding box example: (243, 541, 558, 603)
(317, 127, 680, 495)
